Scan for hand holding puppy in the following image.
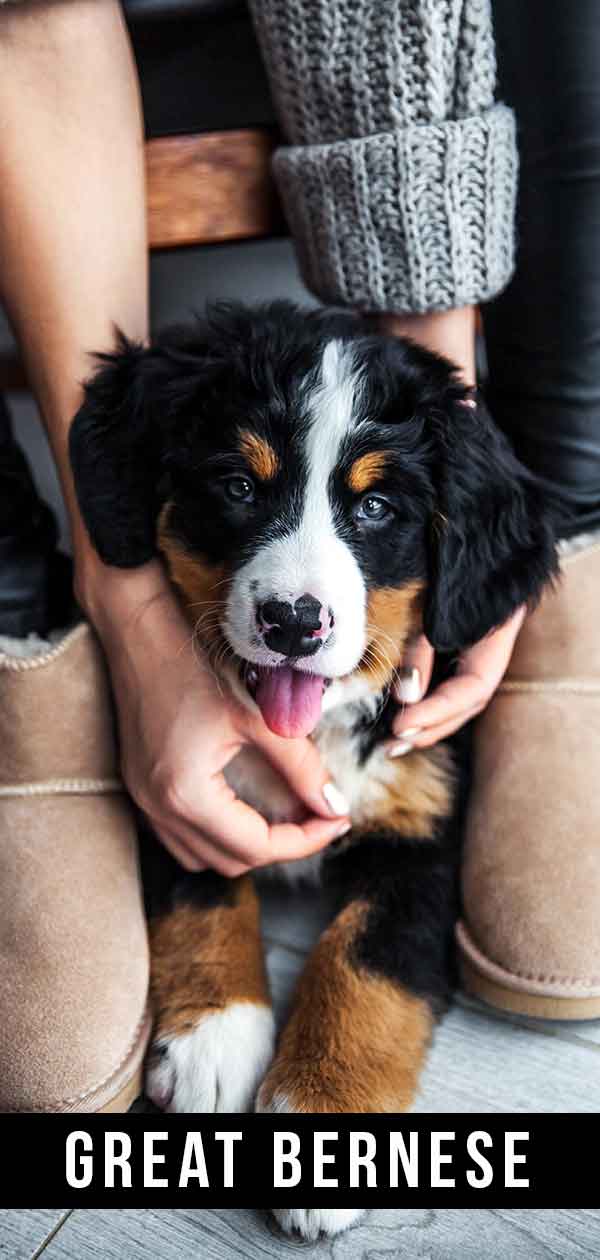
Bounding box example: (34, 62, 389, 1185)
(82, 558, 350, 876)
(390, 607, 526, 754)
(378, 306, 525, 752)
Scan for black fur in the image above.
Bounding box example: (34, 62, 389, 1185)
(70, 305, 359, 568)
(70, 301, 557, 652)
(70, 302, 559, 1115)
(140, 822, 234, 920)
(423, 395, 559, 652)
(326, 832, 460, 1018)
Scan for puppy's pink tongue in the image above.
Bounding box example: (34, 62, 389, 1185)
(254, 665, 325, 738)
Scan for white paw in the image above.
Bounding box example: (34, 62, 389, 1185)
(272, 1208, 366, 1240)
(146, 1001, 275, 1112)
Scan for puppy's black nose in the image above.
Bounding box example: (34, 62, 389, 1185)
(258, 594, 329, 658)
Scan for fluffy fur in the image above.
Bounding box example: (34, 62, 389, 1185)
(70, 302, 557, 1239)
(71, 303, 556, 650)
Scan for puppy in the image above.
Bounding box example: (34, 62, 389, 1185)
(70, 302, 556, 1238)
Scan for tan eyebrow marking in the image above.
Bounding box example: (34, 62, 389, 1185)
(238, 430, 279, 481)
(347, 450, 389, 493)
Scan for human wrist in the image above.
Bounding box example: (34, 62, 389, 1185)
(75, 550, 173, 642)
(374, 306, 476, 386)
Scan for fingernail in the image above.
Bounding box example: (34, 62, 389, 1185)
(388, 739, 413, 758)
(323, 781, 351, 816)
(334, 821, 352, 838)
(396, 667, 422, 704)
(400, 726, 421, 740)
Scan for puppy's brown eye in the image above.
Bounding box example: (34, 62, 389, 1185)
(357, 494, 391, 523)
(224, 475, 255, 504)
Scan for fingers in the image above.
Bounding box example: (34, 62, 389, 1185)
(392, 671, 494, 738)
(390, 607, 526, 751)
(249, 718, 351, 823)
(154, 804, 253, 877)
(393, 634, 435, 706)
(151, 826, 207, 873)
(148, 766, 350, 878)
(197, 774, 351, 869)
(389, 704, 481, 754)
(262, 814, 353, 866)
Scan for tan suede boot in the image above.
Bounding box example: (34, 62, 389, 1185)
(457, 537, 600, 1019)
(0, 623, 151, 1110)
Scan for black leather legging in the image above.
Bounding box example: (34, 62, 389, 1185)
(484, 1, 600, 536)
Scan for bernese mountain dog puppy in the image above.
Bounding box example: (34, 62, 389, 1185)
(70, 302, 556, 1166)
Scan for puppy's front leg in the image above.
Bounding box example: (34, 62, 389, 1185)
(259, 837, 458, 1239)
(146, 868, 274, 1112)
(259, 839, 456, 1114)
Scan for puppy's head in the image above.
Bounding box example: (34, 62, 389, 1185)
(70, 302, 557, 737)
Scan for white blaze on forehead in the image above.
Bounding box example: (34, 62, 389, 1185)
(225, 337, 368, 678)
(305, 337, 363, 481)
(296, 337, 363, 555)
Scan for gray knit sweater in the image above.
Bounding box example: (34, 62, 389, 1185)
(249, 0, 517, 314)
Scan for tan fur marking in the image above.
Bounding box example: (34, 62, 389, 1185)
(260, 901, 433, 1112)
(365, 746, 454, 839)
(239, 429, 279, 481)
(158, 504, 229, 654)
(360, 581, 424, 691)
(150, 875, 270, 1038)
(347, 450, 389, 493)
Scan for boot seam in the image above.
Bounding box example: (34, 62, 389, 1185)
(58, 1004, 151, 1109)
(498, 679, 600, 695)
(0, 621, 89, 672)
(456, 921, 600, 992)
(1, 1003, 151, 1112)
(0, 777, 123, 798)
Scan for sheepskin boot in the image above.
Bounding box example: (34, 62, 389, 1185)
(0, 622, 151, 1110)
(457, 536, 600, 1018)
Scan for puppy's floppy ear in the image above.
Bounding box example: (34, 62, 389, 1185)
(69, 335, 175, 567)
(424, 396, 558, 653)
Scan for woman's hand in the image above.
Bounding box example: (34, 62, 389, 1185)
(80, 559, 351, 875)
(388, 608, 525, 755)
(377, 306, 523, 750)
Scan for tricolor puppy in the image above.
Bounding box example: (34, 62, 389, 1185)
(70, 303, 556, 1235)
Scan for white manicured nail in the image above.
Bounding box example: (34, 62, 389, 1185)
(388, 739, 413, 758)
(323, 781, 351, 816)
(335, 821, 352, 838)
(400, 726, 422, 740)
(396, 667, 422, 703)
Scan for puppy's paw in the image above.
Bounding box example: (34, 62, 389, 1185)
(146, 1001, 275, 1112)
(272, 1208, 366, 1240)
(257, 1069, 357, 1115)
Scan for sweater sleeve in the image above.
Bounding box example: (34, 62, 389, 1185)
(248, 0, 518, 314)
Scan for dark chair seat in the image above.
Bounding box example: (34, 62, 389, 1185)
(124, 0, 276, 138)
(124, 0, 244, 20)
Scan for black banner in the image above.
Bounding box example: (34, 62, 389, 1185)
(1, 1113, 598, 1208)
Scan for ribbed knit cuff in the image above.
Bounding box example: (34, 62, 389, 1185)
(273, 103, 517, 314)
